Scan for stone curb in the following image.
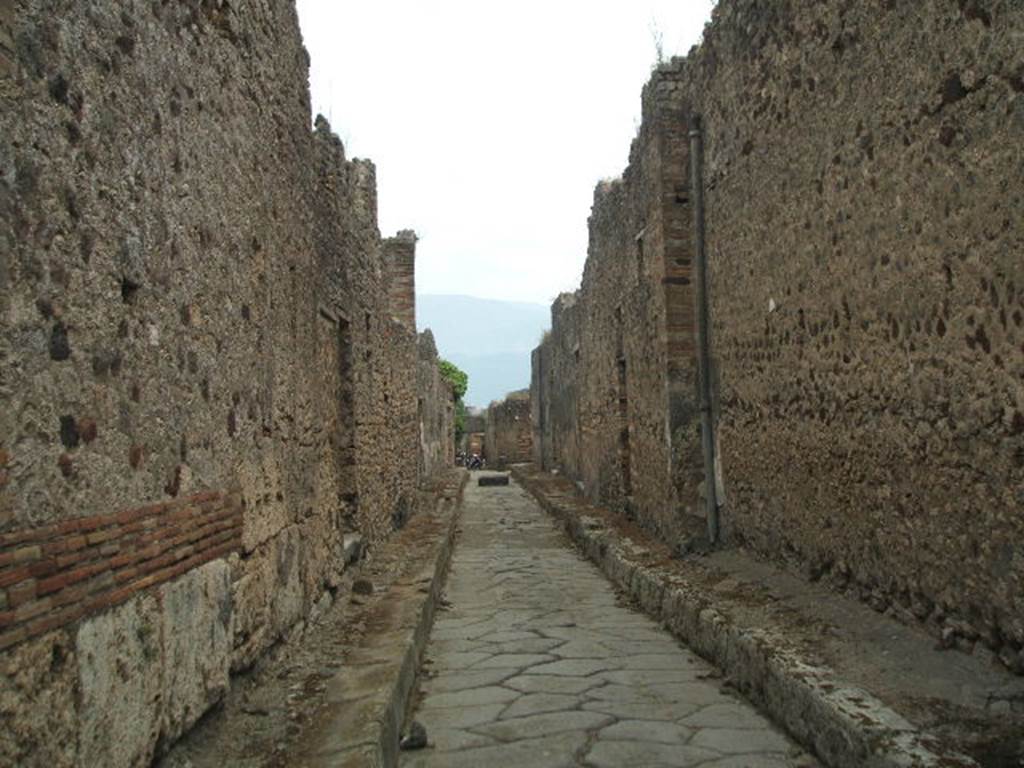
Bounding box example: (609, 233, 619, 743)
(305, 469, 469, 768)
(511, 467, 978, 768)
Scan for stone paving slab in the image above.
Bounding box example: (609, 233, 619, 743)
(401, 474, 813, 768)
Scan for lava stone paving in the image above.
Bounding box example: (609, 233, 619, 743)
(401, 475, 814, 768)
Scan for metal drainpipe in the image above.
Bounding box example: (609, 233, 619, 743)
(689, 114, 720, 544)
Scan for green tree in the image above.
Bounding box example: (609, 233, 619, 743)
(439, 359, 469, 445)
(439, 359, 468, 399)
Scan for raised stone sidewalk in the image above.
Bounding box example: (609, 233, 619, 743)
(510, 466, 1015, 768)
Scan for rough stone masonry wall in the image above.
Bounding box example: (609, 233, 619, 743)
(460, 411, 487, 459)
(534, 70, 702, 547)
(385, 230, 416, 333)
(535, 0, 1024, 671)
(532, 294, 583, 481)
(531, 345, 549, 468)
(0, 1, 452, 765)
(682, 0, 1024, 671)
(417, 330, 455, 478)
(464, 412, 486, 435)
(485, 392, 533, 468)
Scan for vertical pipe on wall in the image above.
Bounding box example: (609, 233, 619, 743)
(689, 115, 720, 544)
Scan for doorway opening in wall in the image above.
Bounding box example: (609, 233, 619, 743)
(615, 307, 633, 498)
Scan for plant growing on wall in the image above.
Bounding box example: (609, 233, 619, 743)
(439, 359, 469, 446)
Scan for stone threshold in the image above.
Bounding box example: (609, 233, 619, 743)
(296, 469, 469, 767)
(512, 465, 1024, 768)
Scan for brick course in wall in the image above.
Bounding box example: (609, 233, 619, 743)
(0, 489, 241, 652)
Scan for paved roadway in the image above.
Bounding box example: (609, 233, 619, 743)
(400, 475, 813, 768)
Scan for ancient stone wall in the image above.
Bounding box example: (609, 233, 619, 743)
(462, 410, 486, 455)
(466, 432, 485, 460)
(385, 231, 417, 333)
(530, 344, 549, 468)
(534, 70, 702, 545)
(535, 0, 1024, 671)
(532, 294, 582, 480)
(0, 1, 454, 764)
(485, 393, 533, 468)
(464, 412, 486, 439)
(417, 330, 455, 478)
(685, 0, 1024, 671)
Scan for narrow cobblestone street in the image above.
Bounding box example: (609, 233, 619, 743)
(402, 475, 809, 768)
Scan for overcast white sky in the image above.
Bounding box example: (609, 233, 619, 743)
(296, 1, 715, 305)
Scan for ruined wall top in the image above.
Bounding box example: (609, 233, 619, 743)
(384, 231, 417, 332)
(418, 329, 439, 360)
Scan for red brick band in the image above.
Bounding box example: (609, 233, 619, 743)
(0, 489, 242, 651)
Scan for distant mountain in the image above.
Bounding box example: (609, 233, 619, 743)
(444, 351, 533, 409)
(417, 294, 549, 408)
